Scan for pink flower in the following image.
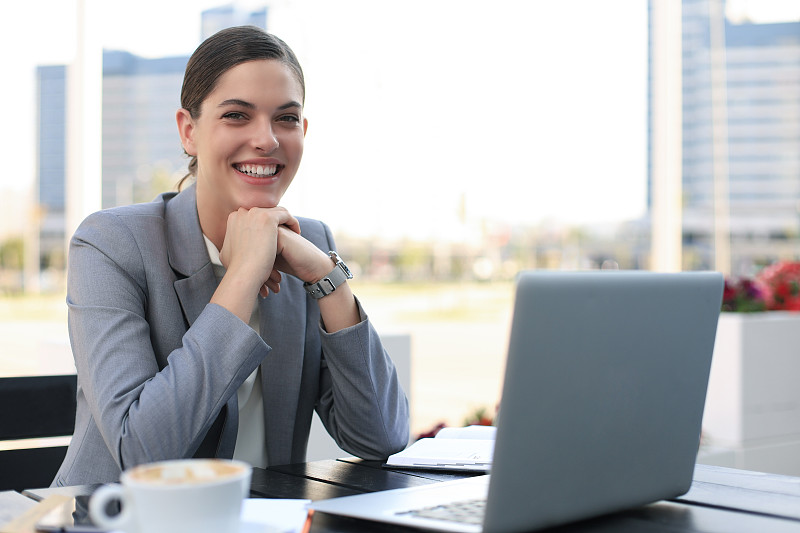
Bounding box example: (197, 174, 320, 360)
(757, 261, 800, 311)
(721, 277, 767, 312)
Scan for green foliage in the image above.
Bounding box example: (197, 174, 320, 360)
(0, 237, 23, 269)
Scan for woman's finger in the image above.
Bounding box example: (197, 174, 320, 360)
(263, 278, 281, 295)
(269, 269, 282, 284)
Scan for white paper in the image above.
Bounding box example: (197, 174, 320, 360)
(239, 498, 311, 533)
(435, 425, 497, 440)
(386, 438, 494, 470)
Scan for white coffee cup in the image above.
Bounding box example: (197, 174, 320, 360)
(89, 458, 251, 533)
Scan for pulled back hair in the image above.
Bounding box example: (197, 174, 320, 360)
(177, 26, 305, 188)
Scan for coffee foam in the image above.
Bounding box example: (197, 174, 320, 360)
(129, 460, 244, 485)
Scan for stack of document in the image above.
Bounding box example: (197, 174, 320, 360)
(384, 425, 496, 472)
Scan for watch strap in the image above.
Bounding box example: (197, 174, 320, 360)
(303, 251, 353, 299)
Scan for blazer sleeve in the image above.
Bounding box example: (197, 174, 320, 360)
(67, 211, 266, 469)
(309, 221, 410, 458)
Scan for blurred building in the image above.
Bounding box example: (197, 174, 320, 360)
(101, 51, 189, 209)
(34, 53, 187, 273)
(648, 0, 800, 274)
(201, 4, 269, 40)
(36, 65, 68, 270)
(33, 5, 268, 283)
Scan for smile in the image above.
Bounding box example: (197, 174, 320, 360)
(234, 163, 279, 178)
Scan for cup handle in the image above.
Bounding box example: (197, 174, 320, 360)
(89, 484, 135, 532)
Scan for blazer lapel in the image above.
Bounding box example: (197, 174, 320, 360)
(164, 184, 217, 326)
(164, 184, 238, 458)
(260, 280, 307, 464)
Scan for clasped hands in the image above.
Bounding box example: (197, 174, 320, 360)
(218, 206, 332, 298)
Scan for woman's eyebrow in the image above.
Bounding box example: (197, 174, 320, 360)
(277, 101, 302, 110)
(218, 98, 255, 109)
(217, 99, 302, 110)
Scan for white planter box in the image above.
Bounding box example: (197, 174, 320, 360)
(698, 439, 800, 477)
(702, 312, 800, 447)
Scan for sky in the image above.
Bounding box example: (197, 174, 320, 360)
(1, 0, 797, 240)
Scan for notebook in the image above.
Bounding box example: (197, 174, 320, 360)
(384, 425, 496, 472)
(311, 270, 724, 533)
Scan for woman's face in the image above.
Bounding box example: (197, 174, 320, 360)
(179, 59, 307, 215)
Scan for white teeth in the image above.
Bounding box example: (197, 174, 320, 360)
(236, 164, 278, 177)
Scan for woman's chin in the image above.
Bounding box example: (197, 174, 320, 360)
(237, 192, 284, 210)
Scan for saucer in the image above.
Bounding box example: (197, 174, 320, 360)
(239, 498, 311, 533)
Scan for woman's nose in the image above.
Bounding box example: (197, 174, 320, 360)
(254, 120, 279, 153)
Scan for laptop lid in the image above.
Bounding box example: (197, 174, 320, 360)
(484, 270, 723, 532)
(311, 270, 723, 533)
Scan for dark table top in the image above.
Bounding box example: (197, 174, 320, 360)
(14, 460, 800, 533)
(257, 459, 800, 533)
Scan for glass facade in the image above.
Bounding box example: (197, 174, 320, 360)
(201, 5, 269, 40)
(650, 0, 800, 272)
(101, 51, 189, 208)
(36, 65, 67, 268)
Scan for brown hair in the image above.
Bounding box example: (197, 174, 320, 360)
(177, 26, 305, 189)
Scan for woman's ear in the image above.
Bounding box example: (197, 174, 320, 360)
(176, 108, 197, 156)
(303, 117, 308, 137)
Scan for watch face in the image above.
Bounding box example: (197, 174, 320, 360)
(329, 251, 353, 280)
(339, 261, 354, 279)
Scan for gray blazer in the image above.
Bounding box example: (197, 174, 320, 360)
(53, 184, 409, 486)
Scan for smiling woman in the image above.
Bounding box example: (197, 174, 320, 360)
(177, 59, 308, 253)
(51, 26, 410, 487)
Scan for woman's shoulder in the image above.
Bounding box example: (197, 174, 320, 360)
(92, 192, 178, 220)
(72, 192, 181, 251)
(79, 192, 177, 228)
(69, 193, 187, 279)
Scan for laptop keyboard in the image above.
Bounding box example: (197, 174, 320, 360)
(397, 498, 486, 525)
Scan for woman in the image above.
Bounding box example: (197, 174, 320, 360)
(53, 26, 409, 486)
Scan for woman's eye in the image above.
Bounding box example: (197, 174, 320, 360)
(278, 115, 300, 124)
(222, 111, 246, 120)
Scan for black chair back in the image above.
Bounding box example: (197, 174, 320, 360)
(0, 374, 77, 491)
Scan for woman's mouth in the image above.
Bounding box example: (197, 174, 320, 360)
(234, 163, 280, 178)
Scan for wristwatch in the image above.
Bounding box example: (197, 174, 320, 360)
(303, 251, 354, 299)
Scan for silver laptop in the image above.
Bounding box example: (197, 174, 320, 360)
(312, 270, 724, 533)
